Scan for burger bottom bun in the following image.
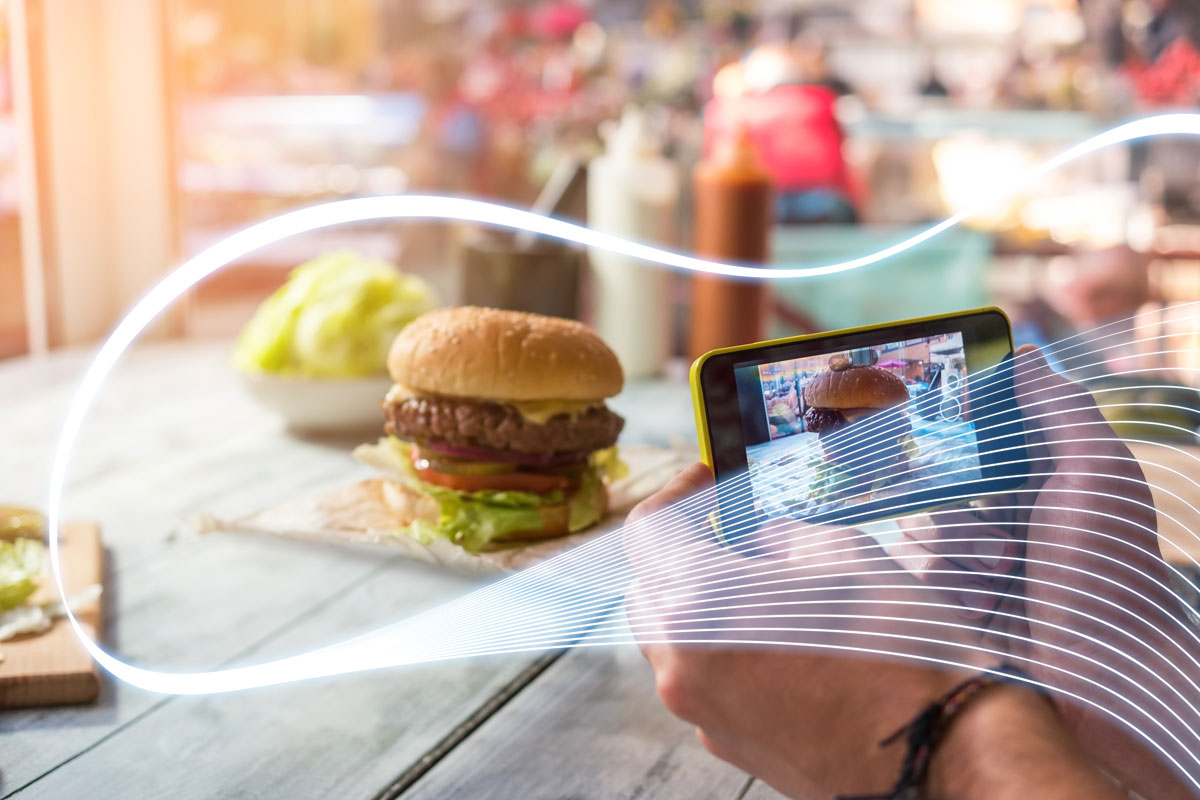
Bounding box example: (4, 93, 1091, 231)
(381, 480, 440, 525)
(380, 479, 608, 548)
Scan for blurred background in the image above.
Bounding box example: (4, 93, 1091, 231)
(1, 0, 1200, 380)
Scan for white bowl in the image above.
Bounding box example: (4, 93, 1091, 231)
(237, 371, 393, 434)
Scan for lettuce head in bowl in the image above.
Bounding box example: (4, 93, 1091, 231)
(233, 252, 437, 432)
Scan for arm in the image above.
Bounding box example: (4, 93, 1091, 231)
(926, 685, 1125, 800)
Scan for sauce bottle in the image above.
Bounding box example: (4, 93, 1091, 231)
(587, 108, 679, 377)
(687, 128, 773, 361)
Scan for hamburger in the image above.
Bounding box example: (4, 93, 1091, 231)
(802, 355, 916, 498)
(355, 307, 626, 552)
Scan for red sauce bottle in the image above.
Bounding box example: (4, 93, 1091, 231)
(687, 128, 773, 362)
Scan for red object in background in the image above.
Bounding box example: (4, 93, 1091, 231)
(704, 85, 852, 198)
(1125, 37, 1200, 106)
(530, 1, 590, 39)
(498, 8, 529, 38)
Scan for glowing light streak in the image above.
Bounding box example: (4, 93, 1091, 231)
(38, 117, 1200, 786)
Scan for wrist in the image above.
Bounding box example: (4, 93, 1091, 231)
(925, 685, 1121, 800)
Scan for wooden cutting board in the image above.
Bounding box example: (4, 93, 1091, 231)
(0, 522, 103, 708)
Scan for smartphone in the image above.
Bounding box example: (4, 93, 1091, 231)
(690, 308, 1028, 538)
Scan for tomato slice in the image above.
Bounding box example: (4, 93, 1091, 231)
(410, 445, 579, 493)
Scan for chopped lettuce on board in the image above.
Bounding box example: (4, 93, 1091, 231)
(0, 537, 47, 611)
(354, 436, 624, 553)
(232, 252, 437, 378)
(0, 521, 104, 643)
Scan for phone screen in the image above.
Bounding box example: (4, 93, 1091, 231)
(695, 309, 1026, 530)
(735, 330, 982, 521)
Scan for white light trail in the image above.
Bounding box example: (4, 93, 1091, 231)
(39, 115, 1200, 790)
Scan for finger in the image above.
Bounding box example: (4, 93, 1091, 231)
(901, 508, 1022, 575)
(751, 517, 885, 570)
(1013, 352, 1159, 571)
(887, 531, 1004, 621)
(967, 493, 1019, 524)
(1013, 346, 1122, 454)
(623, 463, 719, 575)
(984, 591, 1029, 642)
(899, 510, 1016, 564)
(889, 525, 1016, 578)
(626, 578, 674, 653)
(759, 520, 944, 617)
(622, 471, 735, 637)
(747, 517, 852, 562)
(626, 462, 714, 525)
(886, 531, 941, 574)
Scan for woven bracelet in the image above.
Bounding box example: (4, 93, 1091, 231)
(836, 664, 1049, 800)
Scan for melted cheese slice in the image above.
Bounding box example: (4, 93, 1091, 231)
(506, 398, 598, 424)
(386, 384, 598, 424)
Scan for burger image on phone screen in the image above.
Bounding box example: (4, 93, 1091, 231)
(355, 306, 627, 552)
(802, 355, 917, 498)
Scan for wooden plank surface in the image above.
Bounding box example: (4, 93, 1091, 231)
(400, 637, 755, 800)
(740, 780, 790, 800)
(0, 535, 398, 793)
(0, 344, 543, 797)
(6, 555, 544, 800)
(6, 342, 1200, 800)
(0, 342, 723, 800)
(0, 522, 102, 708)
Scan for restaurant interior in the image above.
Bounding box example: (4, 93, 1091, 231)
(2, 0, 1199, 369)
(4, 1, 1200, 798)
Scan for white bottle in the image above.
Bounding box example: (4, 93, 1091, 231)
(587, 107, 679, 378)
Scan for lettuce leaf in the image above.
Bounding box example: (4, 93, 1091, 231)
(354, 436, 612, 552)
(589, 446, 628, 482)
(232, 251, 437, 377)
(567, 468, 606, 532)
(412, 470, 605, 553)
(410, 483, 548, 552)
(806, 454, 853, 503)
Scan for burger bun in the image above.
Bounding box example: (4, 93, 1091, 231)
(388, 307, 623, 402)
(805, 364, 909, 410)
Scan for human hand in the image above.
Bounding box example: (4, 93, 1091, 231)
(889, 344, 1200, 798)
(624, 465, 987, 798)
(624, 460, 1140, 799)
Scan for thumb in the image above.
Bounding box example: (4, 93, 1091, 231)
(1013, 345, 1113, 450)
(623, 462, 721, 584)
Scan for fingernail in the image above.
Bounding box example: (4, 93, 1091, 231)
(976, 540, 1008, 570)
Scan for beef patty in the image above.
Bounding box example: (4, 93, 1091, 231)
(384, 395, 624, 455)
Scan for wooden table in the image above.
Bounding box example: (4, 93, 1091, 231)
(0, 342, 782, 800)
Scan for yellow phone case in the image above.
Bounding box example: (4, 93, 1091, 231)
(688, 306, 1014, 471)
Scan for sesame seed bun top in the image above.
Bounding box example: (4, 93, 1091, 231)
(804, 363, 909, 410)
